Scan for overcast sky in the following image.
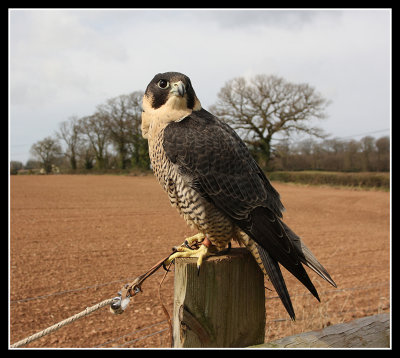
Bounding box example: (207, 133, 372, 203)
(9, 9, 391, 164)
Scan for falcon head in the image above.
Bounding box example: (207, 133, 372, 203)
(141, 72, 201, 139)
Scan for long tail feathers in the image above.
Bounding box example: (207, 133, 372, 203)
(239, 216, 336, 320)
(297, 242, 337, 288)
(253, 230, 337, 320)
(280, 221, 337, 288)
(255, 243, 296, 320)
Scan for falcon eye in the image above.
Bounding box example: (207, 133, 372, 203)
(157, 79, 169, 89)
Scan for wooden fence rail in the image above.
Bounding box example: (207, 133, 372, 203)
(250, 313, 390, 348)
(172, 248, 390, 348)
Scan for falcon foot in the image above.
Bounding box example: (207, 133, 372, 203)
(183, 233, 205, 250)
(165, 234, 225, 275)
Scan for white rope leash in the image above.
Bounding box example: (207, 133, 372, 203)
(10, 298, 115, 348)
(10, 251, 176, 348)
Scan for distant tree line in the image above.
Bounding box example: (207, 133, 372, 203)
(12, 91, 150, 174)
(10, 74, 390, 174)
(270, 135, 390, 172)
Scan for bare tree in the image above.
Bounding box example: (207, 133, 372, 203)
(79, 114, 110, 170)
(30, 136, 62, 174)
(210, 74, 330, 169)
(359, 136, 375, 171)
(375, 136, 390, 154)
(79, 143, 96, 170)
(10, 161, 23, 175)
(343, 139, 361, 171)
(56, 116, 81, 170)
(273, 139, 292, 170)
(375, 136, 390, 171)
(97, 91, 144, 169)
(125, 91, 150, 169)
(320, 138, 346, 171)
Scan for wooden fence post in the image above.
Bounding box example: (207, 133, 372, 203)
(172, 248, 265, 348)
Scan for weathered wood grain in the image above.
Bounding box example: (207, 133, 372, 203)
(250, 313, 390, 348)
(172, 248, 266, 348)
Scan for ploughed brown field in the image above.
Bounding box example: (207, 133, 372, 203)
(9, 175, 390, 348)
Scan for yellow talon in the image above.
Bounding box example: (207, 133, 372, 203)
(165, 234, 228, 275)
(164, 242, 212, 274)
(183, 233, 205, 248)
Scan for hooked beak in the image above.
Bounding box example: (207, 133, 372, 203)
(170, 81, 186, 97)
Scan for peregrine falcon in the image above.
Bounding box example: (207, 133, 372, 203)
(141, 71, 336, 320)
